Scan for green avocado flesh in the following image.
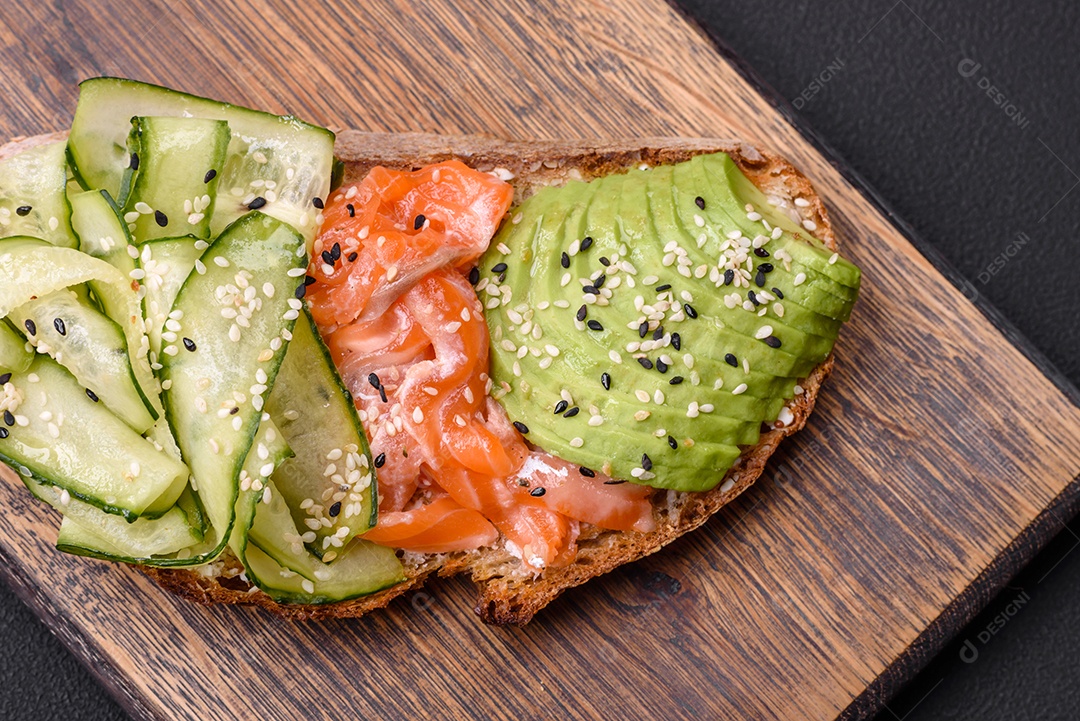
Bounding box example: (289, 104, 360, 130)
(480, 152, 861, 492)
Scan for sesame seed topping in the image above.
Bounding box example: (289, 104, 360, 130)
(570, 437, 584, 448)
(563, 406, 580, 418)
(725, 353, 738, 367)
(694, 196, 705, 210)
(513, 421, 530, 434)
(668, 435, 678, 450)
(53, 318, 66, 336)
(732, 383, 748, 395)
(601, 372, 611, 390)
(23, 319, 35, 336)
(247, 196, 267, 210)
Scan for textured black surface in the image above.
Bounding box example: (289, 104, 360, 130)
(0, 1, 1077, 720)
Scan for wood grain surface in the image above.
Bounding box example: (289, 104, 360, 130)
(0, 1, 1077, 719)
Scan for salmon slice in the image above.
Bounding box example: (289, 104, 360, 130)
(361, 495, 498, 553)
(308, 161, 513, 327)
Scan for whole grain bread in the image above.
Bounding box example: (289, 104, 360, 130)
(1, 132, 839, 625)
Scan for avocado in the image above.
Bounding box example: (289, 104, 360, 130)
(481, 152, 860, 491)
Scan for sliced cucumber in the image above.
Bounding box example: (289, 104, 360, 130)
(123, 116, 230, 242)
(136, 236, 202, 357)
(160, 211, 304, 556)
(69, 78, 334, 247)
(0, 139, 76, 247)
(266, 308, 377, 558)
(0, 320, 32, 374)
(32, 481, 201, 558)
(69, 188, 136, 277)
(8, 289, 155, 433)
(0, 355, 187, 519)
(0, 237, 161, 421)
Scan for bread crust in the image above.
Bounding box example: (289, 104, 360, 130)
(2, 131, 840, 625)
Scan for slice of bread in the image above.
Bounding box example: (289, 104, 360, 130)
(0, 132, 839, 625)
(148, 133, 839, 624)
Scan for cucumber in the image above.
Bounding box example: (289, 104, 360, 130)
(0, 238, 161, 423)
(266, 308, 377, 558)
(235, 480, 404, 604)
(0, 140, 76, 247)
(135, 236, 203, 357)
(122, 116, 230, 242)
(69, 189, 136, 277)
(8, 289, 156, 433)
(0, 320, 32, 374)
(32, 481, 201, 558)
(69, 78, 334, 247)
(160, 211, 304, 555)
(0, 355, 187, 519)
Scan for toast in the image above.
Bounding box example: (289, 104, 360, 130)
(127, 132, 840, 625)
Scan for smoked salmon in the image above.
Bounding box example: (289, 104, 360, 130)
(309, 162, 656, 571)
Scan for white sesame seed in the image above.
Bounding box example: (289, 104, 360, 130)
(803, 219, 818, 231)
(794, 273, 807, 286)
(732, 383, 748, 395)
(687, 402, 699, 418)
(570, 437, 584, 448)
(755, 325, 774, 339)
(609, 350, 622, 364)
(828, 252, 839, 265)
(653, 389, 665, 404)
(412, 407, 425, 423)
(588, 415, 604, 427)
(693, 214, 705, 227)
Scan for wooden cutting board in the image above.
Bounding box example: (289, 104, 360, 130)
(0, 1, 1078, 719)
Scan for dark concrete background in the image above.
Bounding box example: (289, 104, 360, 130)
(1, 1, 1077, 719)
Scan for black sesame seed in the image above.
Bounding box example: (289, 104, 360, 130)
(772, 287, 784, 299)
(468, 266, 480, 284)
(637, 357, 653, 370)
(576, 305, 587, 322)
(755, 270, 766, 287)
(593, 273, 606, 288)
(497, 272, 506, 283)
(491, 262, 508, 273)
(601, 372, 611, 390)
(0, 373, 10, 385)
(303, 275, 316, 287)
(580, 236, 594, 251)
(368, 373, 381, 390)
(579, 467, 596, 478)
(0, 428, 7, 439)
(560, 252, 570, 268)
(204, 169, 217, 184)
(329, 501, 342, 517)
(346, 203, 355, 218)
(53, 318, 66, 336)
(24, 319, 35, 336)
(85, 388, 98, 402)
(513, 421, 530, 434)
(15, 205, 31, 217)
(530, 487, 546, 497)
(604, 479, 627, 485)
(3, 410, 13, 426)
(723, 269, 735, 286)
(641, 453, 653, 471)
(247, 196, 267, 210)
(671, 332, 681, 351)
(638, 321, 649, 338)
(374, 453, 386, 468)
(668, 435, 678, 450)
(295, 283, 307, 299)
(553, 400, 568, 415)
(683, 303, 698, 319)
(754, 247, 770, 258)
(655, 283, 672, 292)
(599, 256, 611, 266)
(694, 196, 705, 210)
(652, 326, 664, 341)
(563, 406, 580, 418)
(413, 214, 426, 230)
(379, 386, 388, 403)
(759, 263, 774, 273)
(129, 152, 140, 170)
(229, 407, 239, 415)
(764, 335, 782, 348)
(321, 250, 335, 266)
(656, 359, 668, 373)
(330, 243, 341, 261)
(669, 375, 684, 385)
(312, 196, 324, 209)
(347, 252, 358, 262)
(748, 290, 760, 306)
(725, 353, 738, 367)
(154, 209, 169, 227)
(182, 337, 197, 352)
(582, 285, 600, 295)
(587, 320, 604, 332)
